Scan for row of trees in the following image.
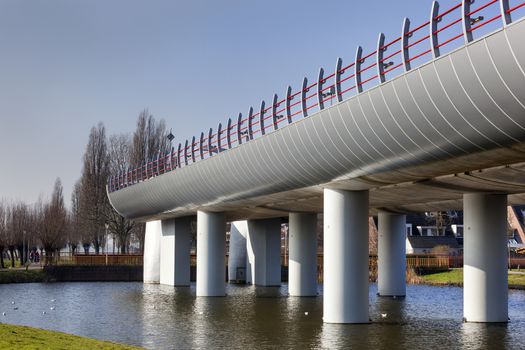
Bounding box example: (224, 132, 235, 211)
(0, 110, 169, 266)
(0, 179, 67, 267)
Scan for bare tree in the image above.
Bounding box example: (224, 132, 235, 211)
(106, 133, 135, 253)
(0, 200, 8, 268)
(70, 180, 88, 254)
(130, 109, 170, 165)
(129, 110, 170, 252)
(79, 122, 110, 253)
(40, 178, 68, 263)
(9, 201, 30, 266)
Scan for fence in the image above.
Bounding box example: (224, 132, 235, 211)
(39, 253, 143, 266)
(37, 253, 525, 270)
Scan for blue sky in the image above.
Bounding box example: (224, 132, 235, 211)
(0, 0, 463, 205)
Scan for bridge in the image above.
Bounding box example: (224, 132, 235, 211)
(107, 0, 525, 324)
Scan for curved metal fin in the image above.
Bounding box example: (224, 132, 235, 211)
(500, 0, 511, 25)
(286, 85, 292, 123)
(237, 113, 243, 145)
(191, 136, 196, 163)
(317, 67, 325, 110)
(184, 139, 189, 166)
(335, 57, 343, 102)
(217, 123, 223, 152)
(402, 18, 411, 72)
(301, 77, 308, 117)
(208, 128, 214, 156)
(260, 100, 266, 135)
(462, 0, 474, 43)
(177, 143, 182, 168)
(248, 106, 254, 140)
(430, 1, 441, 58)
(355, 46, 363, 93)
(272, 93, 279, 130)
(377, 32, 386, 83)
(199, 132, 205, 160)
(227, 118, 232, 149)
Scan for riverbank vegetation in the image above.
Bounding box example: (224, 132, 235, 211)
(418, 268, 525, 288)
(0, 269, 53, 284)
(0, 323, 142, 349)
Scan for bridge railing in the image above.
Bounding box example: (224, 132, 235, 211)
(108, 0, 525, 193)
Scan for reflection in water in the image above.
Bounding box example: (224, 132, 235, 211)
(0, 282, 524, 349)
(461, 323, 510, 349)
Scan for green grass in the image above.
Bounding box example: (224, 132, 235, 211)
(0, 323, 143, 350)
(0, 269, 54, 284)
(419, 268, 525, 288)
(419, 268, 464, 285)
(508, 273, 525, 286)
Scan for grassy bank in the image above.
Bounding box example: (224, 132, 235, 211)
(0, 269, 55, 284)
(419, 268, 525, 288)
(0, 323, 143, 349)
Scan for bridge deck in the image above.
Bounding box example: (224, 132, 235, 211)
(108, 18, 525, 221)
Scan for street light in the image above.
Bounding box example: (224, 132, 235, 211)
(105, 223, 109, 266)
(23, 230, 26, 266)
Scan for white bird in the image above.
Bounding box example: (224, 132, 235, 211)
(51, 299, 56, 302)
(381, 313, 387, 318)
(11, 301, 15, 305)
(2, 312, 6, 316)
(50, 306, 55, 310)
(42, 311, 46, 315)
(304, 312, 309, 316)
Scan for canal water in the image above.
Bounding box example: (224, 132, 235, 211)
(0, 282, 524, 349)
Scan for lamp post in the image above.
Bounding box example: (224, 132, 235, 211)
(105, 223, 109, 266)
(23, 230, 26, 266)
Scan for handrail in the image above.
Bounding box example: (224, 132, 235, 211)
(108, 0, 525, 193)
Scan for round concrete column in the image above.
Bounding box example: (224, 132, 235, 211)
(323, 189, 369, 323)
(229, 221, 248, 283)
(160, 217, 192, 286)
(289, 212, 318, 296)
(378, 211, 406, 297)
(143, 220, 161, 284)
(196, 211, 226, 296)
(463, 193, 508, 323)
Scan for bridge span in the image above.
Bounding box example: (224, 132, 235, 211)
(108, 1, 525, 324)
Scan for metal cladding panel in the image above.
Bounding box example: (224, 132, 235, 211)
(417, 62, 487, 151)
(109, 21, 525, 219)
(378, 82, 445, 160)
(365, 89, 417, 158)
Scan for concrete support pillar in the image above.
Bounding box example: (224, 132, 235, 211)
(289, 212, 318, 296)
(143, 220, 161, 284)
(377, 211, 406, 297)
(323, 189, 369, 324)
(196, 211, 226, 296)
(463, 193, 508, 323)
(160, 217, 192, 286)
(228, 221, 248, 283)
(246, 218, 282, 286)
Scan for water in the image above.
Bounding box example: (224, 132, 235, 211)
(1, 282, 524, 349)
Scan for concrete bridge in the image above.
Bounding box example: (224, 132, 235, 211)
(108, 0, 525, 324)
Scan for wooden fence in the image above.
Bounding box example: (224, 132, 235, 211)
(39, 253, 525, 270)
(40, 253, 143, 266)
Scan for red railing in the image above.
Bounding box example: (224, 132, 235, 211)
(108, 0, 525, 193)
